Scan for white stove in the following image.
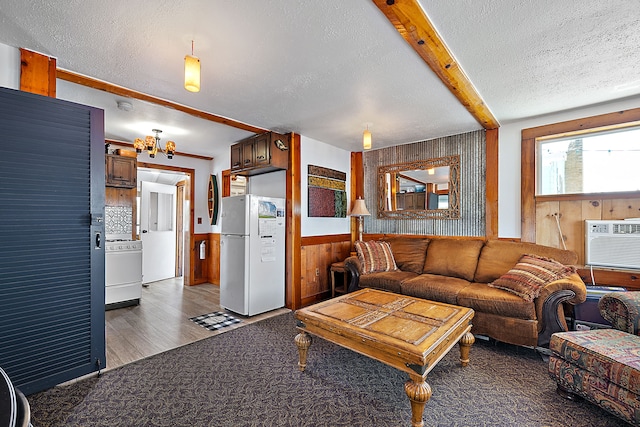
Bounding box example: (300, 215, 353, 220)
(105, 239, 143, 309)
(105, 239, 143, 253)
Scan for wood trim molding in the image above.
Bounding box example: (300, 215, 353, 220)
(286, 133, 302, 310)
(301, 234, 351, 246)
(106, 139, 213, 161)
(20, 49, 57, 97)
(221, 169, 231, 198)
(57, 68, 267, 134)
(521, 106, 640, 243)
(372, 0, 499, 130)
(137, 161, 197, 285)
(350, 151, 364, 245)
(485, 128, 499, 239)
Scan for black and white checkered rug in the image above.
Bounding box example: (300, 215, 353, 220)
(189, 311, 241, 331)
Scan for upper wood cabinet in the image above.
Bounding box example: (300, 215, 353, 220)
(106, 154, 137, 188)
(230, 131, 289, 176)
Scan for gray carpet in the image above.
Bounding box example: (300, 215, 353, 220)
(28, 312, 625, 427)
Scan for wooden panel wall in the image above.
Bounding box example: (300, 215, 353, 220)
(19, 48, 56, 97)
(207, 233, 220, 285)
(191, 233, 209, 285)
(300, 235, 352, 307)
(522, 107, 640, 291)
(535, 196, 640, 263)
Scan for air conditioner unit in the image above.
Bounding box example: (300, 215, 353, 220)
(585, 219, 640, 269)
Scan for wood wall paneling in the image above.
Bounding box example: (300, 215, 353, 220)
(577, 268, 640, 291)
(299, 236, 352, 307)
(485, 128, 499, 239)
(191, 233, 209, 285)
(207, 233, 220, 285)
(522, 107, 640, 287)
(350, 151, 364, 246)
(286, 133, 302, 310)
(19, 48, 56, 97)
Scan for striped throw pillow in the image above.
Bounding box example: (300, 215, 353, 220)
(488, 254, 576, 302)
(355, 240, 397, 275)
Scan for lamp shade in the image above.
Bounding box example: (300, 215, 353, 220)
(184, 54, 201, 92)
(349, 198, 370, 217)
(362, 129, 372, 150)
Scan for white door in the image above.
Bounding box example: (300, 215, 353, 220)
(141, 181, 177, 284)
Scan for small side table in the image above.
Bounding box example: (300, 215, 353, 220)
(330, 261, 350, 298)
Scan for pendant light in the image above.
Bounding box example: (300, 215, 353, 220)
(134, 129, 176, 159)
(363, 126, 372, 150)
(184, 40, 200, 93)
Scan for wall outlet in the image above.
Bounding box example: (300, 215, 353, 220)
(315, 268, 320, 276)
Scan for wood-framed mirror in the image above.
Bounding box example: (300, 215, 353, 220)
(377, 155, 460, 219)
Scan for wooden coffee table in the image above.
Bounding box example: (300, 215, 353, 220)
(294, 288, 474, 427)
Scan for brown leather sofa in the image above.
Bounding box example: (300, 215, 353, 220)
(344, 237, 587, 348)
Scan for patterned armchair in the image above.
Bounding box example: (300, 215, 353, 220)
(598, 291, 640, 336)
(548, 291, 640, 426)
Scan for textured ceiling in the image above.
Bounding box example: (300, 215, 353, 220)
(0, 1, 639, 159)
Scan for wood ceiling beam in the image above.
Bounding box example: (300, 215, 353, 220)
(56, 68, 268, 135)
(372, 0, 499, 130)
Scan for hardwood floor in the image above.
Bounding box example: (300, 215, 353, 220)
(105, 278, 290, 371)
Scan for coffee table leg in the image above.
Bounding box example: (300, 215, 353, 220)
(294, 331, 312, 372)
(458, 331, 475, 367)
(404, 374, 432, 427)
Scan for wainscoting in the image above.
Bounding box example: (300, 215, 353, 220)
(536, 196, 640, 291)
(300, 234, 352, 306)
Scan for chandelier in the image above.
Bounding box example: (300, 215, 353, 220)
(134, 129, 176, 159)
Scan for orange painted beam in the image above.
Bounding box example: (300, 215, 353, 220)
(57, 68, 267, 135)
(372, 0, 499, 130)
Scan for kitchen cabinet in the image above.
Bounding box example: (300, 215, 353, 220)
(230, 131, 289, 176)
(396, 192, 426, 210)
(106, 154, 137, 188)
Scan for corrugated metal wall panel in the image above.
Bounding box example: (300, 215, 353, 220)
(0, 87, 105, 395)
(364, 130, 486, 237)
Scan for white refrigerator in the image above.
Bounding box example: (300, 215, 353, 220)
(220, 194, 286, 316)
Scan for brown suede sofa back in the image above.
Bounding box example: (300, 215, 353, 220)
(344, 237, 587, 348)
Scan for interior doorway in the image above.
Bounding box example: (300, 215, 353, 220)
(137, 167, 190, 284)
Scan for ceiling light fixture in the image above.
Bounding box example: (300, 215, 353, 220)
(116, 100, 133, 112)
(184, 40, 201, 93)
(134, 129, 176, 159)
(363, 126, 372, 150)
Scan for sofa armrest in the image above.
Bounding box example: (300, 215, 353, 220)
(344, 256, 361, 293)
(598, 291, 640, 336)
(535, 272, 587, 347)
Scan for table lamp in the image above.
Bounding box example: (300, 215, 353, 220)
(350, 198, 371, 242)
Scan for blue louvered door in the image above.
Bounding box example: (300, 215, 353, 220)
(0, 86, 105, 395)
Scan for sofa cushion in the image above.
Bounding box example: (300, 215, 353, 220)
(488, 254, 576, 302)
(400, 274, 471, 305)
(355, 240, 397, 275)
(474, 240, 578, 283)
(358, 270, 418, 293)
(422, 239, 484, 281)
(386, 237, 430, 274)
(457, 283, 537, 320)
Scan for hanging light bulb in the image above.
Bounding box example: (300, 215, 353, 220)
(363, 126, 372, 150)
(184, 40, 201, 92)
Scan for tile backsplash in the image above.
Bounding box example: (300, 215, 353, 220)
(105, 206, 133, 235)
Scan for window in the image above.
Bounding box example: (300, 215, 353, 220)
(537, 125, 640, 195)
